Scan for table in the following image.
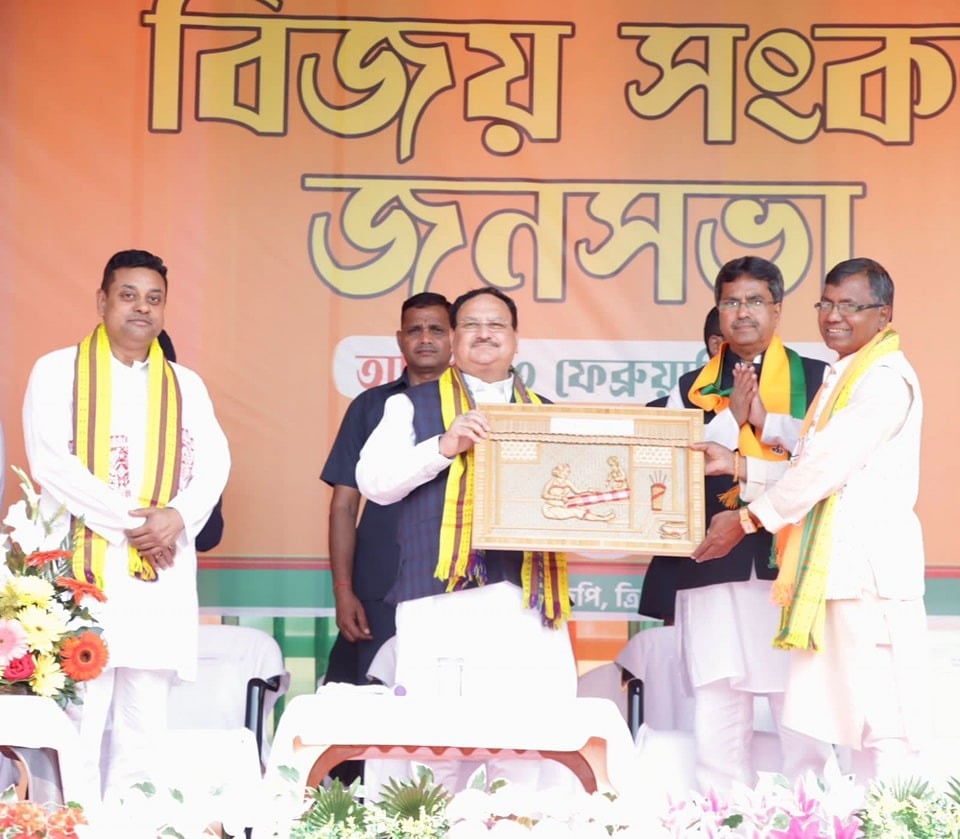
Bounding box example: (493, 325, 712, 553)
(265, 688, 638, 806)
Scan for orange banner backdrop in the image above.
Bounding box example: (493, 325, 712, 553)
(1, 1, 957, 576)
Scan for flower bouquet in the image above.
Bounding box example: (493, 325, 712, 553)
(0, 467, 108, 706)
(0, 786, 87, 839)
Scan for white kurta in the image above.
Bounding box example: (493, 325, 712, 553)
(748, 349, 929, 749)
(670, 361, 817, 695)
(23, 345, 230, 681)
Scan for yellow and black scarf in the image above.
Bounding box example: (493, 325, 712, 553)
(436, 366, 570, 627)
(72, 323, 182, 588)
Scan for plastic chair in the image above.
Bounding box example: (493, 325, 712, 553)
(0, 695, 96, 805)
(157, 624, 290, 836)
(615, 624, 695, 733)
(167, 623, 290, 765)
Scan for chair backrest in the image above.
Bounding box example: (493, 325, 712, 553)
(577, 662, 630, 725)
(0, 695, 96, 805)
(167, 624, 290, 759)
(615, 625, 695, 732)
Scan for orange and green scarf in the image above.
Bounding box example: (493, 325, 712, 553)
(688, 335, 808, 507)
(436, 366, 570, 628)
(771, 327, 900, 651)
(72, 323, 183, 588)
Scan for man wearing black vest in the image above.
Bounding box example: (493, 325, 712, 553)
(640, 256, 832, 793)
(357, 287, 576, 792)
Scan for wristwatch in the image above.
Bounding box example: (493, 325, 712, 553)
(738, 507, 759, 534)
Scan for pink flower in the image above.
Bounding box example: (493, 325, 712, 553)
(834, 814, 862, 838)
(0, 618, 29, 667)
(770, 816, 826, 838)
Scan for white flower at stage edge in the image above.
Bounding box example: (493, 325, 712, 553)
(446, 787, 496, 823)
(3, 497, 70, 555)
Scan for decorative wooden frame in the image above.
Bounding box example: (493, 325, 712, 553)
(473, 404, 704, 557)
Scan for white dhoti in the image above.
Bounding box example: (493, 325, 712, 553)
(783, 594, 931, 784)
(677, 578, 832, 793)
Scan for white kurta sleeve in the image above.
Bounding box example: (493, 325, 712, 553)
(23, 350, 140, 545)
(666, 376, 743, 447)
(740, 457, 789, 502)
(664, 384, 684, 409)
(711, 407, 805, 453)
(356, 393, 454, 505)
(749, 365, 913, 533)
(703, 408, 741, 448)
(759, 413, 803, 453)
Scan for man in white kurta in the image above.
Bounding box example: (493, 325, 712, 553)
(22, 249, 230, 803)
(654, 257, 831, 793)
(693, 257, 929, 785)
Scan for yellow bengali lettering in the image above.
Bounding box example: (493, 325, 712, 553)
(464, 22, 574, 155)
(304, 176, 467, 297)
(620, 24, 749, 143)
(815, 25, 959, 144)
(745, 30, 821, 141)
(302, 176, 863, 301)
(299, 21, 455, 162)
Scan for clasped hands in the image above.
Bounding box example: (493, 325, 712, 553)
(124, 506, 185, 571)
(729, 362, 767, 429)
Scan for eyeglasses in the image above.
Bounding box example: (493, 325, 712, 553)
(716, 297, 776, 312)
(457, 319, 512, 332)
(813, 301, 886, 315)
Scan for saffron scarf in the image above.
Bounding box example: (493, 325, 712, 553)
(687, 335, 807, 507)
(72, 323, 183, 588)
(435, 366, 570, 627)
(771, 327, 900, 651)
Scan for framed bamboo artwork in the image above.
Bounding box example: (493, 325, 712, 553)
(472, 403, 705, 557)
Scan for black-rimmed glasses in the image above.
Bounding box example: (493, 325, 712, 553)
(813, 301, 886, 315)
(716, 298, 776, 312)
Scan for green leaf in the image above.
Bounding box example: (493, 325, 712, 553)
(300, 777, 367, 830)
(278, 764, 301, 783)
(377, 772, 451, 820)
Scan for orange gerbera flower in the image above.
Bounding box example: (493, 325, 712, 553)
(0, 800, 47, 834)
(55, 576, 107, 604)
(25, 549, 73, 568)
(45, 803, 87, 838)
(59, 631, 109, 681)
